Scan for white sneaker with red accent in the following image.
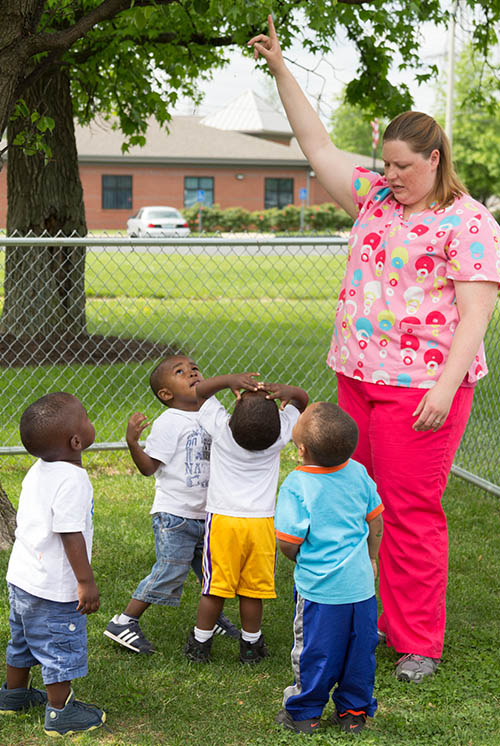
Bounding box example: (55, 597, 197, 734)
(395, 654, 440, 682)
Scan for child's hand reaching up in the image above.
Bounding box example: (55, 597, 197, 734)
(195, 373, 261, 402)
(263, 383, 308, 411)
(126, 412, 151, 446)
(227, 372, 261, 399)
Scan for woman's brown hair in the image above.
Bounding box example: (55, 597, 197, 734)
(383, 111, 467, 210)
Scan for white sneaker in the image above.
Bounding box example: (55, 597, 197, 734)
(395, 654, 440, 682)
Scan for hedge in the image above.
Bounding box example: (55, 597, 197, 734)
(182, 203, 353, 233)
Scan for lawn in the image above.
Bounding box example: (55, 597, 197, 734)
(1, 452, 499, 746)
(1, 244, 499, 744)
(0, 247, 346, 449)
(1, 243, 499, 486)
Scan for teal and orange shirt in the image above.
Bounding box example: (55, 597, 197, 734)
(275, 460, 383, 605)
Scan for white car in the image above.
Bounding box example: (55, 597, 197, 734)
(126, 206, 190, 237)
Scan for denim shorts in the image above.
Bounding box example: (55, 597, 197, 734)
(6, 583, 88, 685)
(132, 512, 205, 606)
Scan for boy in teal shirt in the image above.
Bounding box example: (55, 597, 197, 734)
(275, 402, 383, 736)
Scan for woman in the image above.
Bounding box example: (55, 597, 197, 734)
(249, 16, 499, 682)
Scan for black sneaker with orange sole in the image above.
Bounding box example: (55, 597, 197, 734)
(331, 709, 367, 735)
(275, 708, 322, 735)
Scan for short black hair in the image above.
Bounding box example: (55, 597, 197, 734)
(149, 354, 186, 404)
(229, 391, 281, 451)
(303, 402, 358, 467)
(20, 392, 80, 459)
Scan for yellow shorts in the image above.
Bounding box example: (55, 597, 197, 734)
(202, 514, 276, 599)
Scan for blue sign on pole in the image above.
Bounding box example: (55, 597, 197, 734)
(197, 189, 205, 203)
(299, 188, 308, 201)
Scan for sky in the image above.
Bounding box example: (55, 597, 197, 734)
(173, 18, 453, 125)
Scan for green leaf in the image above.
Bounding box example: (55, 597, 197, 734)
(36, 116, 55, 133)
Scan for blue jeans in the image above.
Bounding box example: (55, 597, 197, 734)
(6, 584, 88, 685)
(132, 512, 205, 606)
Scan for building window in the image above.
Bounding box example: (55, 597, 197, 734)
(102, 175, 132, 209)
(184, 177, 214, 207)
(265, 178, 294, 209)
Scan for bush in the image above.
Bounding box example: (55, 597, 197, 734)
(181, 202, 352, 233)
(250, 208, 280, 232)
(306, 203, 353, 231)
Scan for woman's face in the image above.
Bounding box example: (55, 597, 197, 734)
(382, 139, 440, 211)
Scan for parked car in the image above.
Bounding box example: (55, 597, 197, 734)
(126, 206, 190, 237)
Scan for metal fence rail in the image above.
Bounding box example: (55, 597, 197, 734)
(0, 235, 498, 494)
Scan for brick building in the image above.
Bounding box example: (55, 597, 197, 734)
(0, 91, 379, 231)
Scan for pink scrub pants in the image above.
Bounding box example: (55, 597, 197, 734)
(336, 373, 474, 658)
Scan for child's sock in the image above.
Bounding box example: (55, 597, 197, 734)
(241, 629, 261, 643)
(116, 613, 139, 625)
(194, 626, 215, 643)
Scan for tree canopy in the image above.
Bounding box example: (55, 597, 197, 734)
(329, 91, 389, 159)
(2, 0, 500, 161)
(436, 42, 500, 204)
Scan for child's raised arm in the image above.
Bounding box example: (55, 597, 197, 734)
(195, 372, 261, 402)
(263, 383, 308, 412)
(61, 532, 99, 614)
(126, 412, 161, 476)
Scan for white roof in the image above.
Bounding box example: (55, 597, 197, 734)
(201, 89, 293, 138)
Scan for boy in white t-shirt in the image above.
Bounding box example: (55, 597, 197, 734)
(0, 392, 106, 738)
(104, 355, 238, 654)
(184, 372, 308, 664)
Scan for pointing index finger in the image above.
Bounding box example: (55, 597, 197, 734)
(267, 13, 277, 39)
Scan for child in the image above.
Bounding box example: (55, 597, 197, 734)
(274, 402, 384, 735)
(0, 392, 106, 737)
(184, 371, 308, 664)
(104, 354, 238, 654)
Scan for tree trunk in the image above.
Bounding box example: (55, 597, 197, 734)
(0, 481, 16, 551)
(0, 65, 88, 339)
(0, 1, 43, 140)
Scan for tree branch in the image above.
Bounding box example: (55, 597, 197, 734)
(25, 0, 178, 55)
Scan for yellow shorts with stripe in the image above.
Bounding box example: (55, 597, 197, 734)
(202, 513, 276, 599)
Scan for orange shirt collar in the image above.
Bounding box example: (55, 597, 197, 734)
(295, 460, 349, 474)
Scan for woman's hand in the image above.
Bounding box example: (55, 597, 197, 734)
(412, 382, 455, 431)
(248, 15, 285, 76)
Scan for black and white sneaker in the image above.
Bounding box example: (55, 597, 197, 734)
(103, 615, 155, 654)
(213, 613, 240, 639)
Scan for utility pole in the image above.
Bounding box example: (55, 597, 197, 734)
(445, 0, 458, 150)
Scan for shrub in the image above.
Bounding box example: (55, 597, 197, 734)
(181, 203, 353, 233)
(250, 209, 280, 232)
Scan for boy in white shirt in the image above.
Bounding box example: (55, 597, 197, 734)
(184, 372, 308, 664)
(104, 355, 238, 654)
(0, 392, 106, 737)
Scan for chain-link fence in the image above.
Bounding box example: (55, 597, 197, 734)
(1, 234, 498, 494)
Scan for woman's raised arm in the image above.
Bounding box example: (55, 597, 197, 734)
(248, 15, 357, 218)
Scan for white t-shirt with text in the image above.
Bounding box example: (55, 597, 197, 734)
(144, 407, 211, 519)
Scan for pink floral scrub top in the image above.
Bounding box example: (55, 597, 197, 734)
(327, 167, 500, 388)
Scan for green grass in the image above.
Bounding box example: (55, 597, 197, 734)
(0, 247, 346, 449)
(84, 252, 345, 300)
(1, 454, 499, 746)
(1, 247, 499, 486)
